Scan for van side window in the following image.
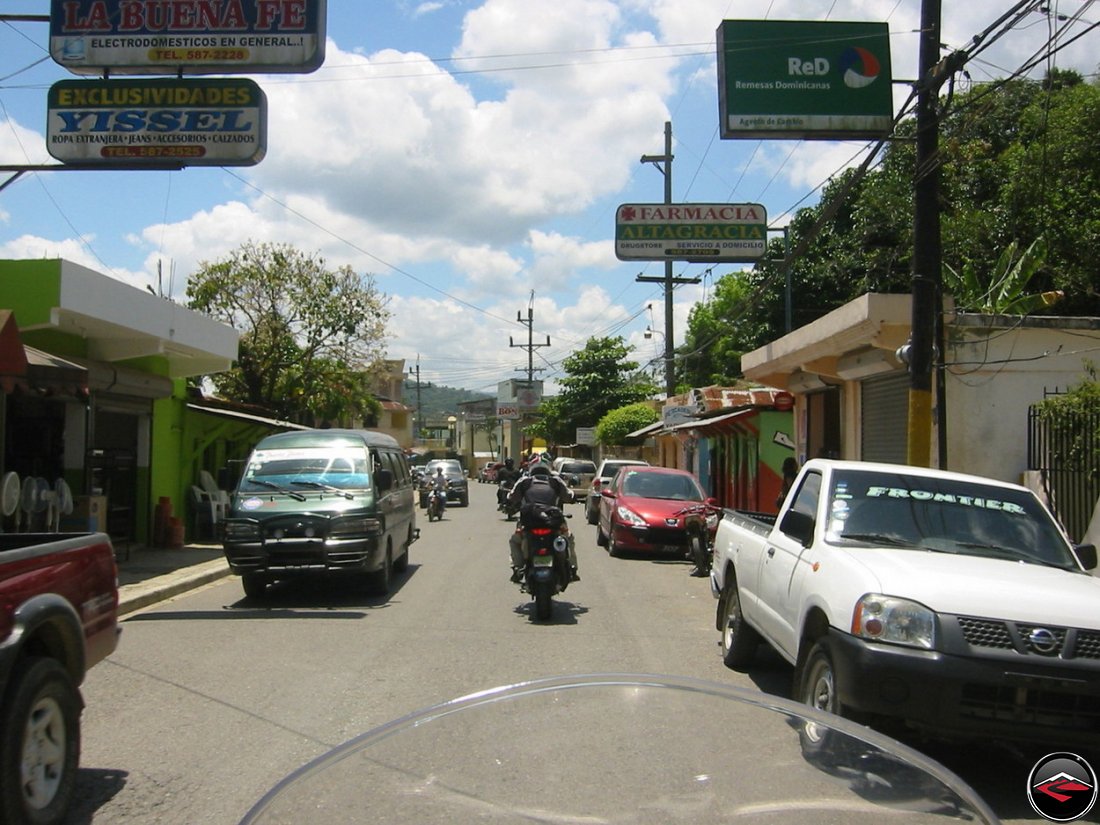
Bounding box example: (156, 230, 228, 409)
(390, 451, 410, 486)
(378, 450, 401, 485)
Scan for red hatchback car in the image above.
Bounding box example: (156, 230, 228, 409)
(596, 466, 719, 559)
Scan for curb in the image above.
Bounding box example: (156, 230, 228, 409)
(118, 559, 232, 616)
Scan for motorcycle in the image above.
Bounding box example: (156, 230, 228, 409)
(676, 502, 722, 577)
(426, 488, 445, 522)
(516, 505, 571, 621)
(497, 478, 517, 518)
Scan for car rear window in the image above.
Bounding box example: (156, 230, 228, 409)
(560, 461, 595, 474)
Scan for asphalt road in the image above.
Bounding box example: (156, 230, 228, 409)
(70, 482, 1094, 824)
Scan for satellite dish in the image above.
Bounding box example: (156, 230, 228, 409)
(55, 479, 73, 516)
(1, 472, 19, 518)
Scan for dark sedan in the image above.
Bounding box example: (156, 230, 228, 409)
(596, 466, 718, 557)
(419, 459, 469, 507)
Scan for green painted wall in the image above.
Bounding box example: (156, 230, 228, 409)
(0, 261, 63, 327)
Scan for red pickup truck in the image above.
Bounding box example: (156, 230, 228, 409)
(0, 532, 120, 825)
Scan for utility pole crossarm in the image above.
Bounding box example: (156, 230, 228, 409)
(510, 302, 550, 385)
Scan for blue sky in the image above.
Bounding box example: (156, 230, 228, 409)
(1, 1, 1096, 394)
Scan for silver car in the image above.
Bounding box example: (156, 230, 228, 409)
(553, 458, 597, 501)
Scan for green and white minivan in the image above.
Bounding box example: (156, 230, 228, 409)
(221, 429, 417, 599)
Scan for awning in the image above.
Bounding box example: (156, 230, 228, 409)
(624, 421, 666, 439)
(187, 403, 309, 430)
(25, 346, 88, 396)
(664, 409, 757, 437)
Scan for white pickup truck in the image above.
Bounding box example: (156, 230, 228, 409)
(710, 458, 1100, 746)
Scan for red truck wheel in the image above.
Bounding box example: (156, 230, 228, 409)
(0, 657, 80, 825)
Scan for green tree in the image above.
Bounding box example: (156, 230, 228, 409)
(595, 402, 659, 446)
(679, 271, 769, 387)
(529, 337, 656, 445)
(1035, 362, 1100, 472)
(682, 70, 1100, 385)
(186, 241, 391, 425)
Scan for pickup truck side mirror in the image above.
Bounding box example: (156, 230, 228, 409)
(779, 509, 814, 547)
(375, 468, 394, 492)
(1073, 543, 1097, 571)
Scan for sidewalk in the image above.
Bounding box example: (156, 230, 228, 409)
(115, 542, 231, 616)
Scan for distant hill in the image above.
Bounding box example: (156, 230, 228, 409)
(399, 383, 493, 419)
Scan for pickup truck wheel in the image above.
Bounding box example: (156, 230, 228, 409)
(800, 642, 841, 715)
(241, 573, 268, 600)
(720, 578, 759, 669)
(0, 657, 80, 825)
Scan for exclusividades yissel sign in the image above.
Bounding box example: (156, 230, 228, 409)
(50, 0, 326, 74)
(47, 78, 267, 166)
(615, 203, 767, 263)
(717, 20, 893, 140)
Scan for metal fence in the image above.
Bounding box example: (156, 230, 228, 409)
(1027, 402, 1100, 543)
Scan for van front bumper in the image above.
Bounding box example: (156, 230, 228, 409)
(223, 535, 385, 575)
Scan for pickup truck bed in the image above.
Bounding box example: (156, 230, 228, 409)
(0, 532, 120, 824)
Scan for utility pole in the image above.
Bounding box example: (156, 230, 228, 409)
(908, 0, 953, 468)
(509, 297, 550, 386)
(637, 121, 699, 398)
(407, 355, 424, 443)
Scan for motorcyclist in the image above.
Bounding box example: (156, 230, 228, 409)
(430, 466, 448, 516)
(495, 458, 521, 510)
(506, 462, 579, 583)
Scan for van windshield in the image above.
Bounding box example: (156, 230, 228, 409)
(240, 445, 373, 492)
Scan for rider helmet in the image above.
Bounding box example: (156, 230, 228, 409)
(528, 463, 551, 477)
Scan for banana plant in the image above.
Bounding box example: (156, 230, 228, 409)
(945, 237, 1062, 314)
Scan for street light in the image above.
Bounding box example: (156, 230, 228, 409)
(644, 320, 667, 382)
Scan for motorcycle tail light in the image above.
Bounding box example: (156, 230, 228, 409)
(535, 547, 550, 556)
(530, 527, 553, 536)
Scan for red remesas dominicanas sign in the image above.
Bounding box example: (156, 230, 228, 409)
(50, 0, 326, 74)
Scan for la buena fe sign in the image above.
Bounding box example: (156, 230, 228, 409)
(50, 0, 326, 75)
(615, 203, 767, 263)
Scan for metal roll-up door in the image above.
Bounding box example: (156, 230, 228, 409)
(861, 372, 908, 463)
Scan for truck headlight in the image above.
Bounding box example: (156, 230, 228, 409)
(329, 517, 382, 538)
(223, 520, 261, 541)
(852, 594, 936, 649)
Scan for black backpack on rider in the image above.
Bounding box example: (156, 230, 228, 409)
(519, 477, 563, 528)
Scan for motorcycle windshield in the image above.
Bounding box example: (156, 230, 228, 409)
(240, 674, 998, 824)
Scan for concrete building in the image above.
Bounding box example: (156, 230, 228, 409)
(739, 292, 1100, 486)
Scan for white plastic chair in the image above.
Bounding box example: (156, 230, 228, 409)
(199, 470, 229, 525)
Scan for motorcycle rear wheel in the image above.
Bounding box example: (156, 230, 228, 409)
(532, 581, 553, 621)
